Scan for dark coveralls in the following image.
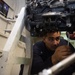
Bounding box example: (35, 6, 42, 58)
(31, 39, 75, 75)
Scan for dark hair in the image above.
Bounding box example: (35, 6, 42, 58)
(42, 22, 60, 36)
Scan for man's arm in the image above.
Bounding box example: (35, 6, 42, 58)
(31, 45, 53, 74)
(52, 45, 75, 65)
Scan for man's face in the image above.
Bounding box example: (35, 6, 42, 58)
(43, 32, 60, 51)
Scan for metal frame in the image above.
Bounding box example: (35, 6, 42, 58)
(0, 6, 28, 75)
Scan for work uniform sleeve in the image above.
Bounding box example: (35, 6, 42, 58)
(31, 44, 53, 74)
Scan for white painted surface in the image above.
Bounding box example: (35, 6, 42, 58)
(0, 7, 26, 75)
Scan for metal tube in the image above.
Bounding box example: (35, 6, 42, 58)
(39, 53, 75, 75)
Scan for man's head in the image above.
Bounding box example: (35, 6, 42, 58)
(42, 23, 61, 51)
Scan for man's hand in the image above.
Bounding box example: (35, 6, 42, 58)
(52, 45, 72, 64)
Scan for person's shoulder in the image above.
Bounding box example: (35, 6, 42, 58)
(33, 41, 45, 51)
(33, 41, 45, 54)
(34, 41, 44, 46)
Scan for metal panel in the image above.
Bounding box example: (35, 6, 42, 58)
(0, 7, 26, 75)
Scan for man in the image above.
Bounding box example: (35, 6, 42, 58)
(31, 23, 75, 75)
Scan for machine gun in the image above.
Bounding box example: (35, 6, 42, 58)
(25, 0, 75, 39)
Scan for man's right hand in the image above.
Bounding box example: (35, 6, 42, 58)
(52, 45, 72, 64)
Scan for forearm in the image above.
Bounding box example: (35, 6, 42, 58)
(51, 55, 58, 65)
